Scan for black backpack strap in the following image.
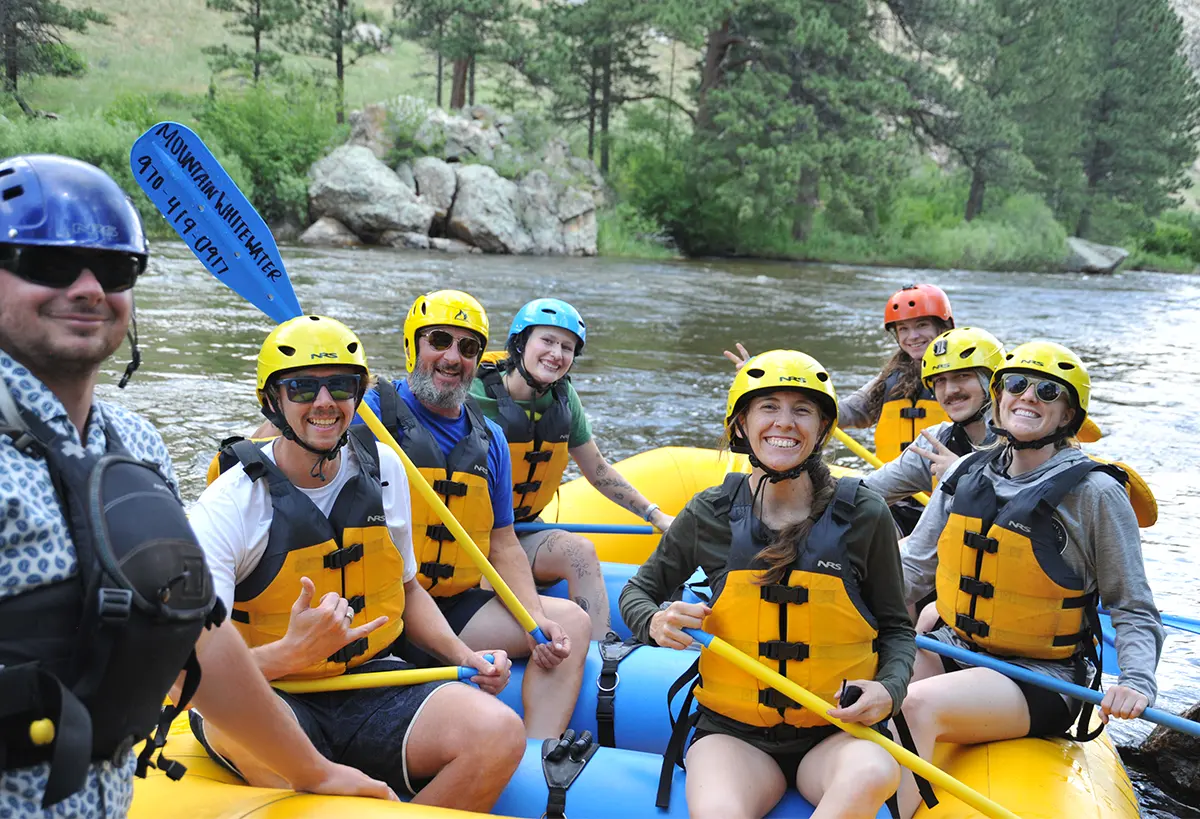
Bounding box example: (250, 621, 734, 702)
(541, 729, 598, 819)
(0, 382, 46, 458)
(656, 657, 700, 809)
(595, 632, 642, 748)
(1068, 604, 1105, 742)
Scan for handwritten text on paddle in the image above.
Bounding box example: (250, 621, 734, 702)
(133, 123, 283, 282)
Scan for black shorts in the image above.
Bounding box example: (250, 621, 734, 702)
(395, 587, 496, 667)
(690, 719, 839, 781)
(938, 654, 1081, 737)
(191, 657, 455, 796)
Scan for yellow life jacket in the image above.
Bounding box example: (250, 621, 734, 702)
(376, 378, 494, 597)
(694, 475, 879, 729)
(874, 372, 949, 463)
(477, 360, 573, 522)
(935, 450, 1128, 661)
(226, 428, 406, 680)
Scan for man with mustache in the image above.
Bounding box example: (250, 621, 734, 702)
(0, 155, 394, 817)
(863, 327, 1006, 509)
(360, 290, 590, 740)
(189, 315, 525, 811)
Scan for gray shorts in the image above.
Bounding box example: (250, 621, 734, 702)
(193, 656, 457, 796)
(517, 521, 558, 565)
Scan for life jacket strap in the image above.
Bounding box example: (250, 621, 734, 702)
(513, 480, 542, 494)
(323, 543, 364, 570)
(420, 561, 455, 580)
(514, 505, 534, 520)
(900, 407, 927, 419)
(963, 531, 999, 553)
(525, 449, 555, 464)
(328, 637, 369, 664)
(759, 640, 809, 662)
(425, 524, 454, 542)
(954, 614, 990, 638)
(432, 479, 468, 498)
(958, 577, 994, 599)
(760, 585, 809, 605)
(758, 688, 801, 710)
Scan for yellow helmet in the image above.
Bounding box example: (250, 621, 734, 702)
(991, 340, 1090, 436)
(725, 350, 838, 453)
(403, 289, 489, 372)
(256, 315, 369, 405)
(922, 327, 1006, 389)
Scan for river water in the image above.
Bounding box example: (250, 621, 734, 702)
(97, 241, 1200, 816)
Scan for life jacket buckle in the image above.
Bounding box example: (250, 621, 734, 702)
(513, 481, 542, 494)
(425, 524, 454, 542)
(329, 637, 369, 664)
(758, 689, 800, 710)
(760, 585, 808, 605)
(514, 505, 534, 520)
(97, 588, 133, 623)
(323, 544, 364, 570)
(955, 614, 990, 638)
(900, 407, 927, 419)
(420, 561, 455, 579)
(958, 577, 994, 598)
(347, 595, 366, 613)
(432, 479, 468, 497)
(759, 640, 809, 661)
(526, 450, 554, 464)
(963, 531, 999, 553)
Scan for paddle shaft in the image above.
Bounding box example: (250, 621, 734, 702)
(273, 664, 477, 694)
(916, 636, 1200, 738)
(356, 405, 545, 640)
(131, 122, 546, 644)
(683, 629, 1022, 819)
(514, 522, 655, 535)
(833, 428, 931, 506)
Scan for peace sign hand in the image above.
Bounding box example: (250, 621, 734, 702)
(722, 343, 752, 371)
(914, 429, 960, 480)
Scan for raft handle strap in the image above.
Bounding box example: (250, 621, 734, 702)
(595, 632, 642, 748)
(542, 729, 597, 819)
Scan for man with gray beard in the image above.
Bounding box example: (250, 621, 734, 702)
(358, 289, 589, 740)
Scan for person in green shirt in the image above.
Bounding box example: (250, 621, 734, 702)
(619, 350, 915, 819)
(469, 298, 673, 639)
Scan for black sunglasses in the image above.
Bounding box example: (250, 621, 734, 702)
(422, 329, 482, 359)
(0, 244, 145, 293)
(1002, 373, 1066, 403)
(280, 374, 362, 403)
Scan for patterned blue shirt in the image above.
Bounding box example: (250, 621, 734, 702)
(0, 351, 178, 819)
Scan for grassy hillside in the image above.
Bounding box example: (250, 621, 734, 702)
(22, 0, 437, 116)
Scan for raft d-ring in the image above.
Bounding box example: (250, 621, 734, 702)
(540, 813, 567, 819)
(595, 672, 619, 693)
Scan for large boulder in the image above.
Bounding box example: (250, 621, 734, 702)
(1062, 237, 1130, 274)
(447, 164, 532, 254)
(518, 171, 565, 256)
(412, 156, 457, 228)
(346, 103, 391, 160)
(309, 145, 435, 239)
(416, 107, 504, 163)
(298, 216, 361, 248)
(1133, 702, 1200, 800)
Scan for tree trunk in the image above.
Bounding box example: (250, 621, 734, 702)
(697, 17, 733, 132)
(468, 56, 475, 106)
(252, 0, 262, 84)
(450, 58, 469, 109)
(436, 20, 443, 107)
(965, 169, 987, 221)
(586, 60, 597, 160)
(334, 0, 346, 124)
(599, 46, 612, 174)
(791, 167, 820, 241)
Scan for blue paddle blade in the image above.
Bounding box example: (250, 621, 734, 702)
(129, 121, 303, 323)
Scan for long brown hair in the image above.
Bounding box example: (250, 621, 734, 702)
(752, 456, 837, 587)
(864, 318, 951, 408)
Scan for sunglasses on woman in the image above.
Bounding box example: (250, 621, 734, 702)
(281, 374, 362, 403)
(0, 244, 145, 293)
(1002, 373, 1067, 403)
(422, 329, 482, 359)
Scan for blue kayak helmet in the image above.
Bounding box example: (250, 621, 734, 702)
(0, 154, 149, 258)
(505, 298, 586, 393)
(0, 155, 149, 389)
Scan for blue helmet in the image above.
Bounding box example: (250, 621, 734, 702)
(508, 298, 586, 355)
(0, 155, 148, 258)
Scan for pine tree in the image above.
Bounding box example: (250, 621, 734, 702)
(204, 0, 301, 85)
(0, 0, 108, 115)
(1074, 0, 1200, 238)
(284, 0, 391, 123)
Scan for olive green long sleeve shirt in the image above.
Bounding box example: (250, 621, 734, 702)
(619, 480, 916, 715)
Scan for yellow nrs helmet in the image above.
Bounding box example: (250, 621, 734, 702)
(991, 340, 1091, 435)
(725, 350, 838, 453)
(256, 315, 369, 405)
(403, 289, 489, 372)
(922, 327, 1006, 389)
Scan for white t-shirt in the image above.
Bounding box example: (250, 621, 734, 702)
(189, 439, 417, 611)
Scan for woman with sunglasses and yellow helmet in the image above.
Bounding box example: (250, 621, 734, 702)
(863, 327, 1005, 507)
(892, 341, 1163, 818)
(621, 351, 916, 819)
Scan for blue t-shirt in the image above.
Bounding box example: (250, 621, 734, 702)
(358, 379, 515, 529)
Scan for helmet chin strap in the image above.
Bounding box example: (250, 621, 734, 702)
(738, 421, 824, 483)
(988, 421, 1071, 451)
(117, 303, 142, 389)
(508, 337, 563, 395)
(261, 395, 348, 482)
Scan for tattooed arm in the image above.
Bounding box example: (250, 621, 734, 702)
(571, 440, 674, 532)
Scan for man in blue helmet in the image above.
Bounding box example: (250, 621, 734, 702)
(469, 298, 673, 640)
(0, 155, 394, 817)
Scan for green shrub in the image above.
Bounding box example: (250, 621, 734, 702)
(198, 77, 344, 225)
(597, 203, 677, 259)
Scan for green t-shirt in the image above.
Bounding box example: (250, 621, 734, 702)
(468, 374, 593, 448)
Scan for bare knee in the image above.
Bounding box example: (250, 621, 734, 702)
(688, 788, 756, 819)
(899, 681, 941, 736)
(558, 599, 593, 654)
(854, 751, 901, 802)
(448, 696, 525, 774)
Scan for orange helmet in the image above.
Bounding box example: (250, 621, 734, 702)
(884, 283, 954, 330)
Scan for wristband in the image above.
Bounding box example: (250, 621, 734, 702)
(642, 503, 660, 522)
